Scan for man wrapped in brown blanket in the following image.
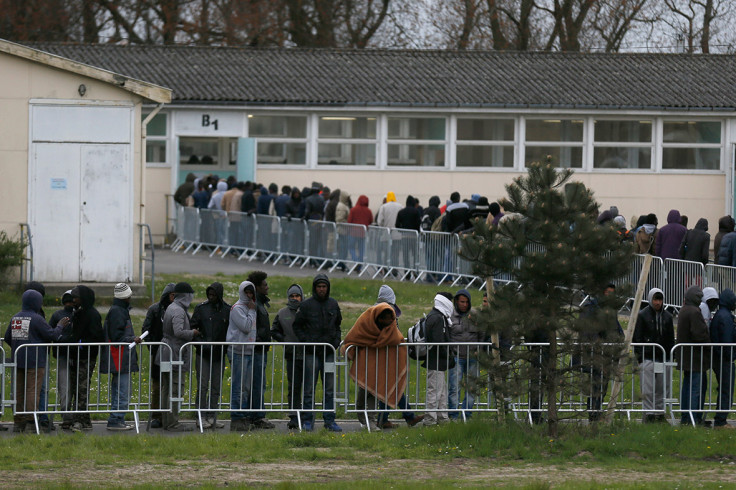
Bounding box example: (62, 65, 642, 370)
(341, 303, 408, 430)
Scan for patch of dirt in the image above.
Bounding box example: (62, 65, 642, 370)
(5, 459, 736, 487)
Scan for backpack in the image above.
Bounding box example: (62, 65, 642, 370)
(420, 213, 433, 231)
(407, 316, 428, 360)
(430, 214, 444, 232)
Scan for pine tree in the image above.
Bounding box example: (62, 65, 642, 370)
(460, 160, 633, 436)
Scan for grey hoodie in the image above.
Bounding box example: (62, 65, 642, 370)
(228, 281, 257, 355)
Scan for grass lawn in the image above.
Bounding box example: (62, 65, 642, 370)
(2, 274, 735, 487)
(2, 419, 736, 487)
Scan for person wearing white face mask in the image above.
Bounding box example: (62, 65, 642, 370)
(422, 292, 456, 426)
(157, 282, 199, 432)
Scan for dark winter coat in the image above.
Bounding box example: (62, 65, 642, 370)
(240, 188, 256, 214)
(142, 284, 175, 343)
(655, 210, 687, 260)
(421, 198, 441, 231)
(449, 290, 484, 359)
(285, 188, 302, 218)
(676, 287, 711, 372)
(714, 216, 735, 261)
(274, 193, 290, 217)
(422, 301, 456, 371)
(174, 173, 196, 205)
(679, 218, 710, 265)
(396, 203, 422, 231)
(633, 289, 675, 363)
(50, 305, 74, 359)
(718, 231, 736, 266)
(443, 202, 471, 234)
(709, 288, 736, 362)
(257, 187, 275, 215)
(270, 285, 305, 358)
(254, 291, 272, 353)
(68, 285, 104, 362)
(293, 274, 342, 353)
(4, 290, 62, 369)
(304, 191, 325, 220)
(190, 282, 231, 360)
(100, 298, 139, 374)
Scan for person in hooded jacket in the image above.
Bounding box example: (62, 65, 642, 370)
(709, 288, 736, 429)
(718, 226, 736, 267)
(447, 289, 484, 420)
(156, 282, 199, 431)
(4, 290, 65, 432)
(174, 172, 196, 206)
(293, 274, 343, 432)
(423, 292, 456, 426)
(347, 195, 373, 263)
(227, 281, 257, 432)
(270, 284, 305, 429)
(142, 282, 175, 428)
(679, 218, 710, 265)
(421, 196, 441, 232)
(101, 283, 141, 430)
(656, 209, 687, 260)
(634, 288, 675, 423)
(635, 213, 658, 254)
(334, 190, 352, 270)
(285, 187, 303, 219)
(63, 285, 104, 431)
(714, 216, 735, 260)
(191, 282, 231, 429)
(50, 290, 75, 430)
(676, 286, 711, 425)
(208, 181, 229, 245)
(304, 184, 326, 264)
(246, 271, 275, 429)
(700, 287, 719, 327)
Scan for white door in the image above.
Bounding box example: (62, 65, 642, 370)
(79, 144, 131, 282)
(30, 143, 82, 282)
(29, 103, 134, 283)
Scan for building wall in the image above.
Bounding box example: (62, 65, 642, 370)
(0, 51, 146, 282)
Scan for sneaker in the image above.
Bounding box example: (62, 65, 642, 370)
(150, 419, 163, 429)
(380, 421, 397, 429)
(71, 422, 84, 432)
(250, 418, 275, 429)
(287, 418, 299, 430)
(324, 421, 342, 432)
(200, 419, 214, 430)
(302, 421, 313, 432)
(210, 418, 225, 429)
(106, 422, 134, 431)
(361, 422, 381, 432)
(165, 423, 194, 432)
(81, 421, 94, 431)
(406, 415, 425, 427)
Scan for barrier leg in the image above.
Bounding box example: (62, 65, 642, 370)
(133, 410, 140, 434)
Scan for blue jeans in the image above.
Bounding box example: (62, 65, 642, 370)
(108, 372, 131, 425)
(680, 371, 705, 425)
(303, 351, 335, 424)
(248, 350, 268, 420)
(38, 369, 50, 424)
(448, 357, 479, 419)
(348, 235, 364, 263)
(228, 349, 252, 421)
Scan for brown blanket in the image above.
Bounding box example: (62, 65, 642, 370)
(341, 303, 408, 408)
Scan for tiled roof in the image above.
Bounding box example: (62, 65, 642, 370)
(25, 43, 736, 110)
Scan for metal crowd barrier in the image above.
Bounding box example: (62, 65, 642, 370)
(706, 263, 736, 293)
(11, 342, 172, 434)
(670, 343, 736, 426)
(663, 259, 706, 312)
(171, 205, 736, 297)
(342, 342, 494, 430)
(178, 342, 340, 432)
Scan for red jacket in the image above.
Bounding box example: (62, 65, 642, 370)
(348, 195, 373, 226)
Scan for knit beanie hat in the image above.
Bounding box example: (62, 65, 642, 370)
(114, 283, 132, 299)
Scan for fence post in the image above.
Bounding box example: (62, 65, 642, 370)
(605, 253, 652, 422)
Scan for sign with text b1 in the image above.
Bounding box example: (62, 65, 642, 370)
(175, 111, 244, 136)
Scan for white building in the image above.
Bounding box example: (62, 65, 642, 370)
(0, 40, 171, 282)
(23, 44, 736, 244)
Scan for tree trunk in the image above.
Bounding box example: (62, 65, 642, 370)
(546, 329, 558, 437)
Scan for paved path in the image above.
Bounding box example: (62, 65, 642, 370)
(147, 247, 354, 279)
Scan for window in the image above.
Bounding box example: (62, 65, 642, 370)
(317, 116, 377, 166)
(662, 121, 722, 170)
(143, 112, 167, 164)
(593, 120, 652, 169)
(179, 138, 238, 169)
(525, 119, 583, 168)
(249, 115, 307, 165)
(387, 117, 446, 167)
(456, 118, 514, 168)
